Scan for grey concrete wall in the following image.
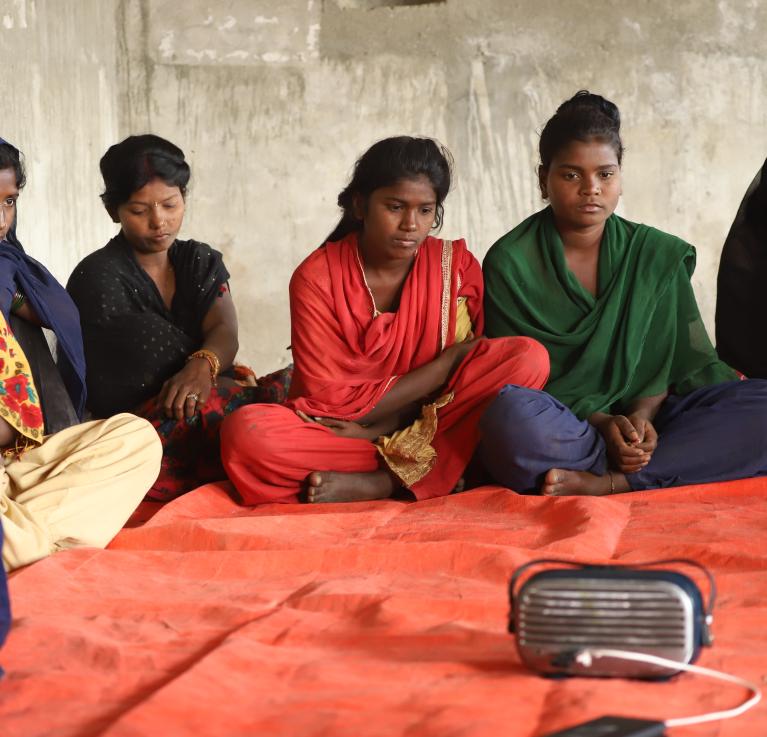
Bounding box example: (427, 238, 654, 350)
(2, 0, 766, 373)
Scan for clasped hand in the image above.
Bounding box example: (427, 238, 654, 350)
(597, 413, 658, 474)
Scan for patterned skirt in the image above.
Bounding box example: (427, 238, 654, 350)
(138, 365, 292, 502)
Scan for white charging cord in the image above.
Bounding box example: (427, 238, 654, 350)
(575, 648, 762, 727)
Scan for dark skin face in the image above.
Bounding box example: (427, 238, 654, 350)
(539, 139, 622, 238)
(539, 139, 622, 297)
(353, 175, 438, 312)
(354, 175, 437, 267)
(0, 168, 19, 242)
(112, 178, 186, 257)
(1, 168, 39, 326)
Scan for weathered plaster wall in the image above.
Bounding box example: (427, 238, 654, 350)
(0, 0, 121, 275)
(2, 0, 766, 373)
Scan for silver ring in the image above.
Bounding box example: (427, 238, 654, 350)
(186, 392, 200, 402)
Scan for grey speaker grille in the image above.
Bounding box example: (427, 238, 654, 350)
(515, 578, 695, 676)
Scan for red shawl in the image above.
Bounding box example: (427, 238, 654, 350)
(288, 234, 483, 420)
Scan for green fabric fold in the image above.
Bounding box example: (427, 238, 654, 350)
(484, 208, 737, 419)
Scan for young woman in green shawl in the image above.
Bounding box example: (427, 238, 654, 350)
(480, 91, 767, 496)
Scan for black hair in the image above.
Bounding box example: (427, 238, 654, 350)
(326, 136, 453, 243)
(0, 141, 26, 189)
(99, 134, 190, 213)
(539, 90, 624, 171)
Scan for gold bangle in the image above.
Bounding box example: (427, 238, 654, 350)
(188, 349, 220, 386)
(607, 470, 615, 495)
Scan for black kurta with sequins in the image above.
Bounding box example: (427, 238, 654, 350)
(67, 233, 229, 417)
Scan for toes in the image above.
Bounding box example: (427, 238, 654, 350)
(545, 468, 563, 485)
(542, 485, 563, 497)
(307, 471, 323, 488)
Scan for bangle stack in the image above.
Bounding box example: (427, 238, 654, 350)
(10, 289, 25, 312)
(188, 349, 221, 386)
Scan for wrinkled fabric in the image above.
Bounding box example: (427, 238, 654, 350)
(143, 366, 292, 501)
(288, 234, 483, 420)
(222, 337, 549, 503)
(479, 380, 767, 491)
(0, 242, 86, 420)
(224, 233, 549, 502)
(479, 385, 607, 492)
(1, 479, 766, 736)
(484, 208, 737, 418)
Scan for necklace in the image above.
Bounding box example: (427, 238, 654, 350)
(355, 246, 381, 318)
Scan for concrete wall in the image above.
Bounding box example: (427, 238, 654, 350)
(2, 0, 765, 373)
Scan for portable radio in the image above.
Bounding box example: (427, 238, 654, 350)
(508, 558, 715, 678)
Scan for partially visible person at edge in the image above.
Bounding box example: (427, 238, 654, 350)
(480, 91, 767, 496)
(0, 139, 161, 574)
(0, 139, 86, 433)
(715, 156, 767, 378)
(67, 135, 290, 501)
(219, 136, 549, 505)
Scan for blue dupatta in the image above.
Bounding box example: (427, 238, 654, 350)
(0, 137, 86, 418)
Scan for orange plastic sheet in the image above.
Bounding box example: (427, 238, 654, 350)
(2, 479, 766, 736)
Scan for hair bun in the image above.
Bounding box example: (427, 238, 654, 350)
(557, 90, 620, 131)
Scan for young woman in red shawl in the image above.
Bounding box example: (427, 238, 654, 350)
(220, 137, 549, 504)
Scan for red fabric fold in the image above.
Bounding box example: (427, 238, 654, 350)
(288, 234, 482, 420)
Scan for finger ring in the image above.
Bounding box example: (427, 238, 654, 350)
(186, 393, 200, 402)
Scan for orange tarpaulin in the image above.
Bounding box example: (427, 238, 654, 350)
(2, 480, 766, 736)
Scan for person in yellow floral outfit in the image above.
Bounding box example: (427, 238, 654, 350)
(0, 310, 162, 571)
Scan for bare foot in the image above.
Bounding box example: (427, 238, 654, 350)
(541, 468, 629, 497)
(306, 470, 397, 503)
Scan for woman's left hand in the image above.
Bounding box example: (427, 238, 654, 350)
(625, 413, 658, 455)
(159, 357, 213, 420)
(296, 411, 379, 440)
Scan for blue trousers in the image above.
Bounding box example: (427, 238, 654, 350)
(478, 380, 767, 493)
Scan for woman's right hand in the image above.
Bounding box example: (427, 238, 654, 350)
(159, 358, 214, 420)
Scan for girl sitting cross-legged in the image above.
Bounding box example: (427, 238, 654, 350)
(220, 136, 549, 504)
(480, 91, 767, 496)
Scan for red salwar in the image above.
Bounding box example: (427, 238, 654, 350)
(221, 235, 549, 504)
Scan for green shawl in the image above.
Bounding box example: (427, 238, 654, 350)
(483, 208, 737, 419)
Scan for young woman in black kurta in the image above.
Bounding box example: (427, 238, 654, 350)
(67, 135, 289, 501)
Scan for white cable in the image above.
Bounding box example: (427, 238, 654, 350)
(575, 648, 762, 727)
